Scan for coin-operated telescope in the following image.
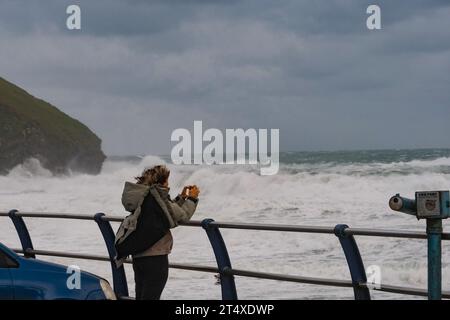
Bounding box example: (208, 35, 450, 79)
(389, 191, 450, 300)
(389, 191, 450, 219)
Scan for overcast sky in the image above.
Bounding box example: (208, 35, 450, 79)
(1, 0, 449, 155)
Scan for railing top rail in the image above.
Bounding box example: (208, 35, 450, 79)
(0, 211, 96, 220)
(1, 211, 446, 240)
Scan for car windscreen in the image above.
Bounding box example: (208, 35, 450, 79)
(0, 250, 8, 268)
(0, 249, 18, 268)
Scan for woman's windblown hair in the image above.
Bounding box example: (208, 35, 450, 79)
(135, 165, 170, 186)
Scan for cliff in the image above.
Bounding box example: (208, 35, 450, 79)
(0, 77, 106, 175)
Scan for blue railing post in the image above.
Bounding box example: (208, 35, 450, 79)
(426, 219, 442, 300)
(201, 218, 238, 300)
(334, 224, 371, 300)
(94, 213, 129, 298)
(8, 209, 35, 258)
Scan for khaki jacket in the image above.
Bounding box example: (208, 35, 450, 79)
(116, 182, 198, 262)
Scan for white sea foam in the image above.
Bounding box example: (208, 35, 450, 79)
(1, 155, 450, 299)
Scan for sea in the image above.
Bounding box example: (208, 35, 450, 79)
(1, 148, 450, 300)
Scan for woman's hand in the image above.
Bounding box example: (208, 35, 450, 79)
(181, 185, 200, 199)
(181, 186, 190, 199)
(189, 185, 200, 199)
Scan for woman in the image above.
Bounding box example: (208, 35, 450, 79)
(121, 165, 199, 300)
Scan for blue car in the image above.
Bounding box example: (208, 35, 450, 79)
(0, 243, 116, 300)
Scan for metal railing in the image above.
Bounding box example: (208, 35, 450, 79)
(1, 210, 449, 300)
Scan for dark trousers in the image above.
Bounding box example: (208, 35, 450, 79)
(132, 255, 169, 300)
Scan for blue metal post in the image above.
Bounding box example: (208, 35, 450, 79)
(201, 218, 238, 300)
(94, 213, 129, 298)
(426, 219, 442, 300)
(334, 224, 371, 300)
(8, 209, 35, 258)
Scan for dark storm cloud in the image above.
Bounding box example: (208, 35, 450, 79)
(0, 0, 449, 155)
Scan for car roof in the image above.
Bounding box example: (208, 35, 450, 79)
(0, 242, 107, 282)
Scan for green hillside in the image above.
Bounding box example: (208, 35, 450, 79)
(0, 77, 105, 174)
